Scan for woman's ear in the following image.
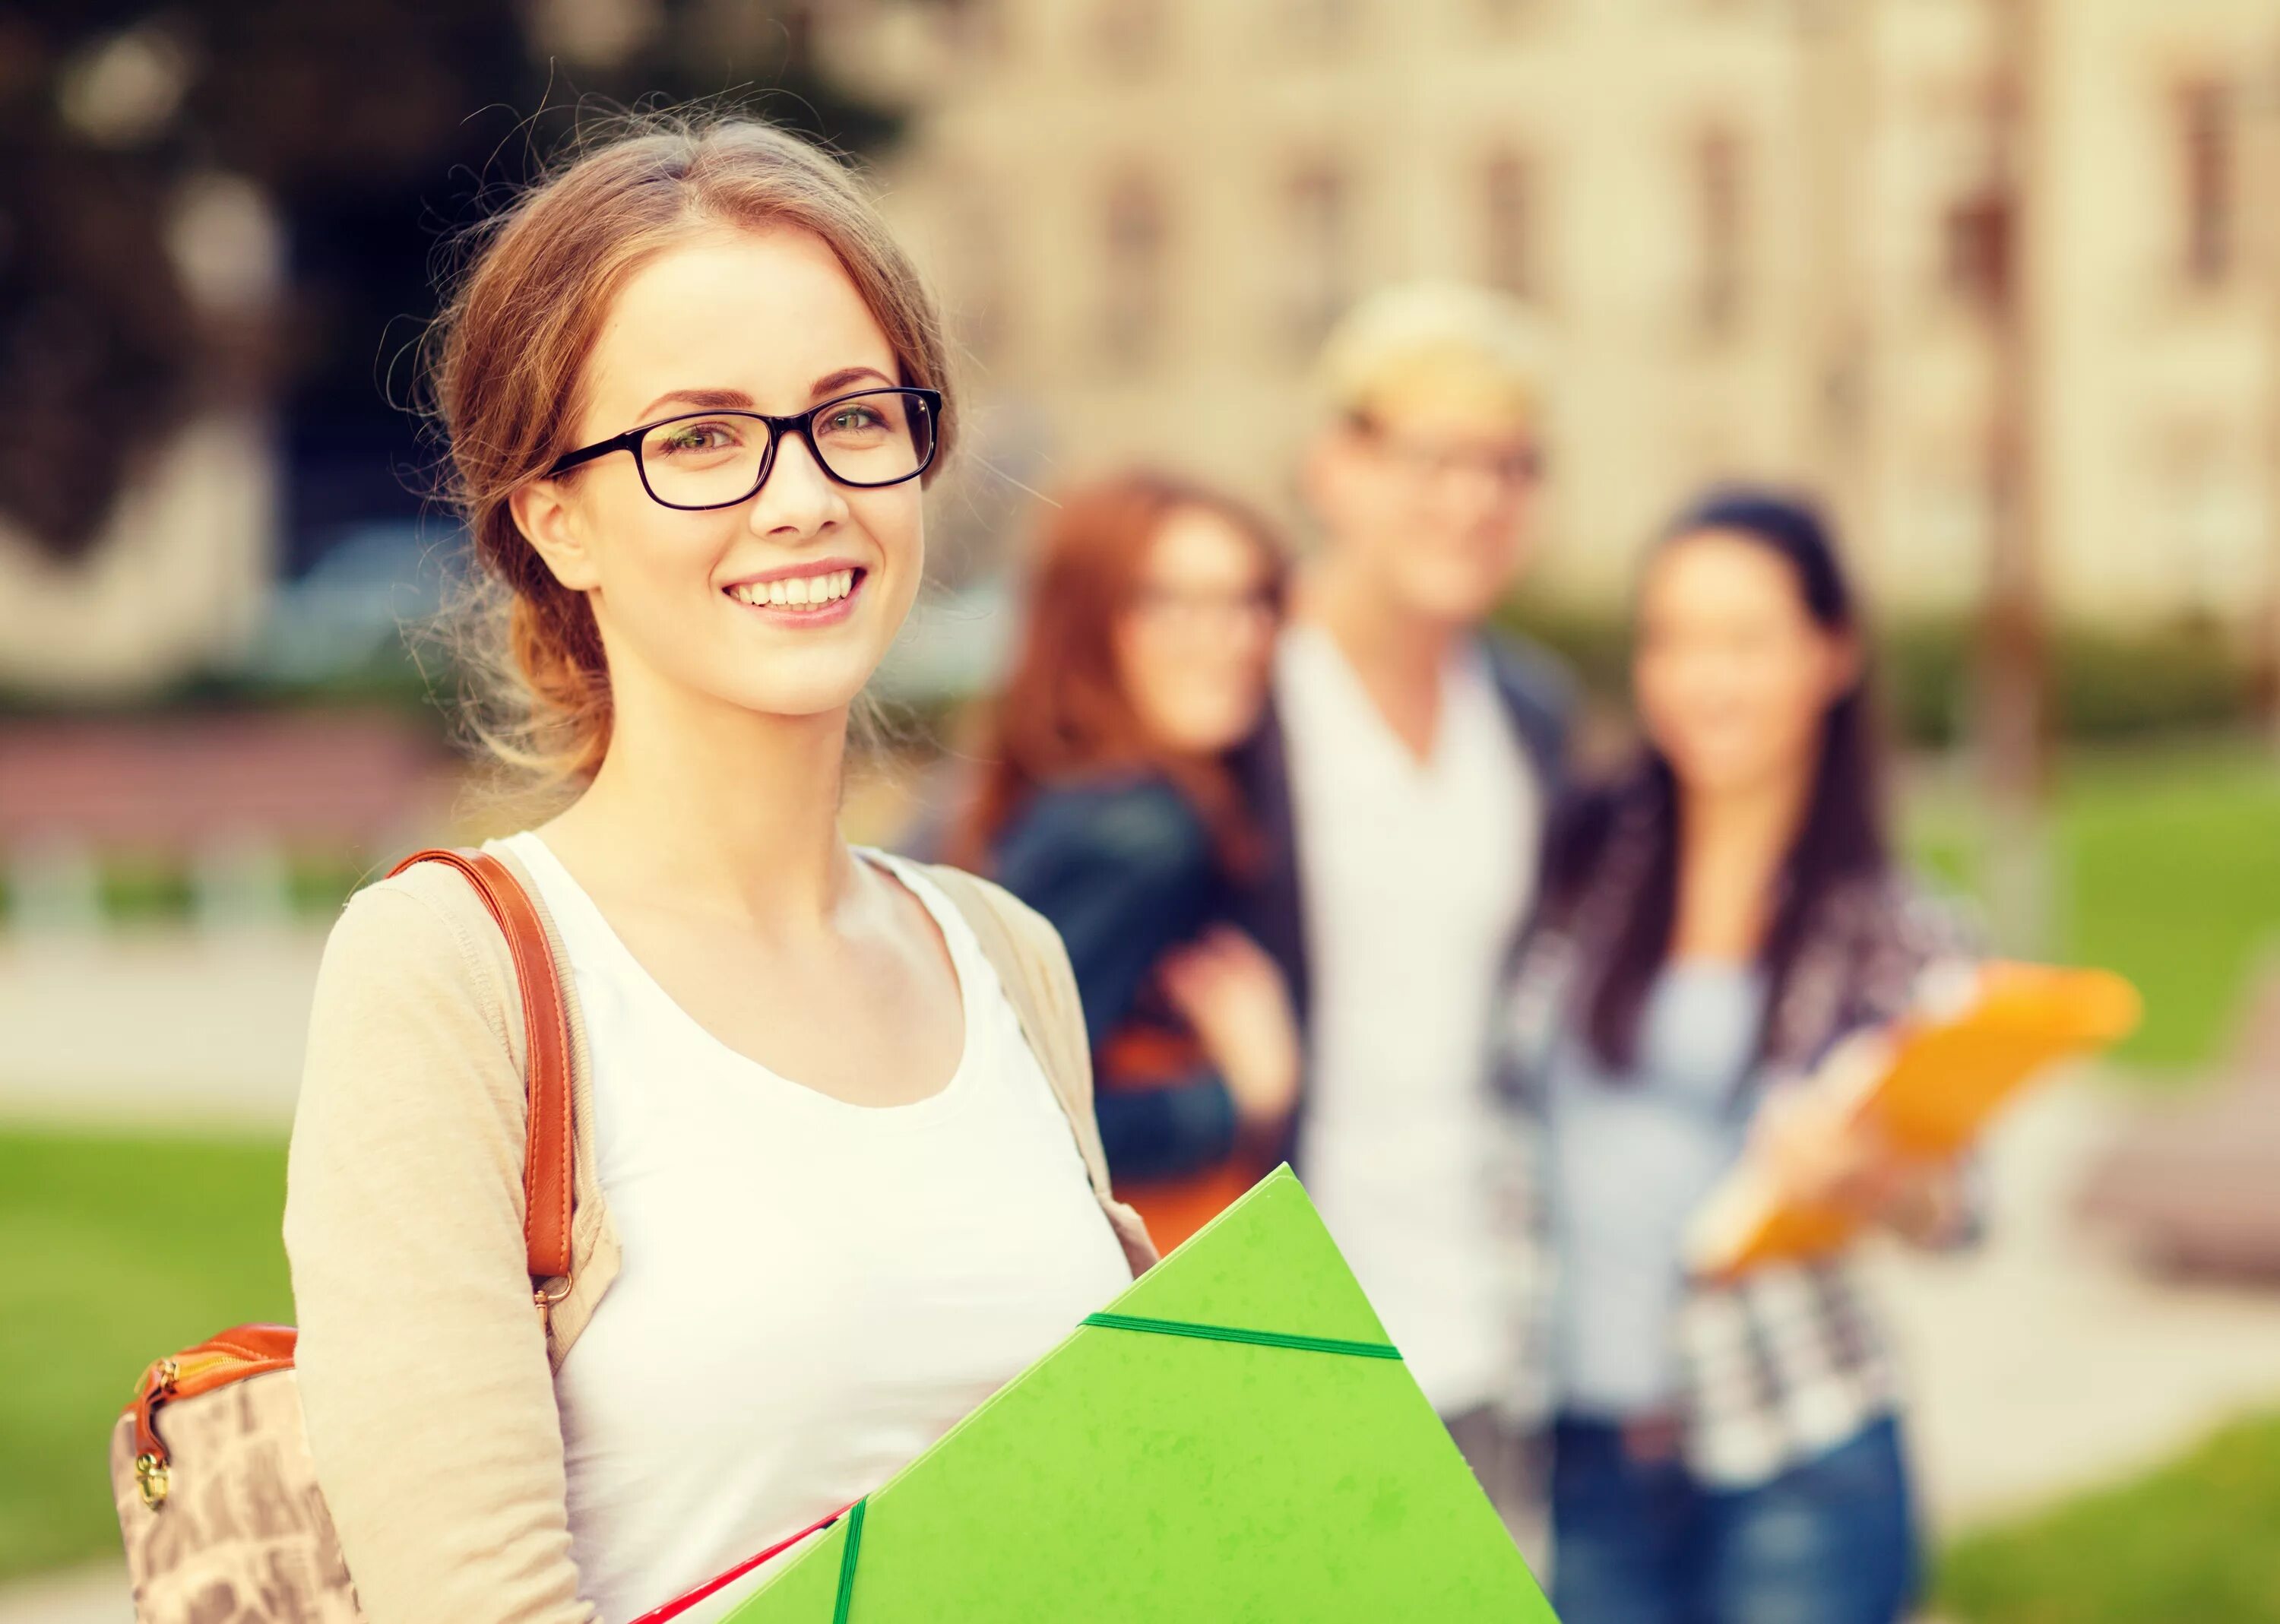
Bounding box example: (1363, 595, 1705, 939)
(508, 479, 603, 593)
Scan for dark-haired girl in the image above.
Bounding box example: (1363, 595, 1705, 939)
(1496, 489, 1978, 1623)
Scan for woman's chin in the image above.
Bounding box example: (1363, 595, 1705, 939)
(1142, 703, 1260, 760)
(1668, 749, 1803, 800)
(711, 660, 882, 723)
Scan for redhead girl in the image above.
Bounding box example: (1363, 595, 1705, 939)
(952, 470, 1301, 1252)
(282, 117, 1153, 1624)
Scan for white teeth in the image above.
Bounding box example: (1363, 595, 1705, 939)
(730, 570, 857, 609)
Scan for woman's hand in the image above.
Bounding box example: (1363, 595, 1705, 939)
(1157, 925, 1303, 1131)
(1749, 1032, 1966, 1244)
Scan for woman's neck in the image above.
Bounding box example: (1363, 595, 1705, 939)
(540, 675, 857, 932)
(1670, 761, 1815, 963)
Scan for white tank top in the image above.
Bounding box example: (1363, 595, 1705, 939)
(491, 831, 1132, 1624)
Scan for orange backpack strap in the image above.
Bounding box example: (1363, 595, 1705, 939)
(385, 847, 576, 1304)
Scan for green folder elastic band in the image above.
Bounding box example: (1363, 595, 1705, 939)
(830, 1498, 866, 1624)
(1082, 1312, 1403, 1361)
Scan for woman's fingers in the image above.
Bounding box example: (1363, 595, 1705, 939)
(1756, 1085, 1946, 1223)
(1759, 1087, 1873, 1203)
(1813, 1028, 1898, 1109)
(1156, 949, 1207, 1005)
(1164, 926, 1278, 989)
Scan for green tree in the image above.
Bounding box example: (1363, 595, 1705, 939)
(0, 1, 907, 564)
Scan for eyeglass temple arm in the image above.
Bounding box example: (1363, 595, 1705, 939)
(545, 431, 641, 479)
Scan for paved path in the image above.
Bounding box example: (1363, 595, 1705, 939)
(1869, 1073, 2280, 1533)
(0, 927, 326, 1129)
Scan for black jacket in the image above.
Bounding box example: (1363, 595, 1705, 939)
(989, 774, 1245, 1184)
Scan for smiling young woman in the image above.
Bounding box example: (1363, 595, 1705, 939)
(280, 116, 1154, 1624)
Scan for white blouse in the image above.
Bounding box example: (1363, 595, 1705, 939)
(491, 831, 1132, 1624)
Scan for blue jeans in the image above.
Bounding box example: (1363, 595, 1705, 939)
(1548, 1413, 1918, 1624)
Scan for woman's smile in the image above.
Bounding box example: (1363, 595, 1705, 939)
(721, 562, 869, 628)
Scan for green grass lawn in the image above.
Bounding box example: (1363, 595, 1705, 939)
(0, 1128, 292, 1584)
(1902, 742, 2280, 1076)
(1935, 1410, 2280, 1623)
(2057, 748, 2280, 1072)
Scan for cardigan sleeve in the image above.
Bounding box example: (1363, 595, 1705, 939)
(283, 882, 597, 1624)
(992, 784, 1243, 1184)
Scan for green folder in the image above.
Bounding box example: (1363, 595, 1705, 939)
(725, 1166, 1556, 1622)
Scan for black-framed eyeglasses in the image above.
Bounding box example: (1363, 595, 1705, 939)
(546, 386, 943, 511)
(1350, 410, 1546, 489)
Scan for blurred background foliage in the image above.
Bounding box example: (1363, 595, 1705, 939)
(0, 0, 904, 573)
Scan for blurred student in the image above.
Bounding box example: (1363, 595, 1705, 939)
(954, 470, 1300, 1251)
(1234, 282, 1574, 1494)
(1497, 489, 1979, 1623)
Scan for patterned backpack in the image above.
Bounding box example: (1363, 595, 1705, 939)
(109, 849, 572, 1622)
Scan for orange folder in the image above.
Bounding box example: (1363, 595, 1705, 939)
(1685, 961, 2142, 1279)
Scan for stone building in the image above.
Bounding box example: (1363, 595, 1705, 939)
(829, 0, 2280, 629)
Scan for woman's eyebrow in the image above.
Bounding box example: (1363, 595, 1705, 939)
(810, 365, 895, 398)
(634, 386, 754, 419)
(632, 368, 895, 422)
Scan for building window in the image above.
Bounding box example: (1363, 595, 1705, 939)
(1693, 125, 1746, 334)
(1474, 0, 1549, 36)
(1094, 0, 1167, 74)
(945, 0, 1006, 64)
(2177, 78, 2236, 288)
(1101, 171, 1169, 369)
(1913, 464, 1997, 614)
(1282, 161, 1353, 353)
(2161, 430, 2263, 616)
(1480, 149, 1540, 302)
(1942, 190, 2009, 310)
(1929, 89, 2007, 312)
(1280, 0, 1362, 59)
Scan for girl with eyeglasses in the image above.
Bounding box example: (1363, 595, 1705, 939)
(282, 116, 1153, 1624)
(949, 471, 1301, 1255)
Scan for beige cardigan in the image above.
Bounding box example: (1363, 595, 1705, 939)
(282, 847, 1157, 1624)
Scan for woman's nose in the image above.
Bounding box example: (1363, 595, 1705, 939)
(749, 431, 845, 538)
